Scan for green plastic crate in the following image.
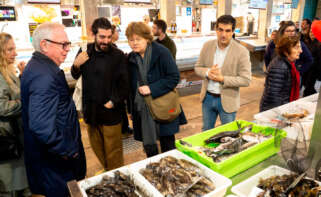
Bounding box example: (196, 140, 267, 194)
(175, 120, 287, 178)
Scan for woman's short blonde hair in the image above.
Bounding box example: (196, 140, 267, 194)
(125, 22, 153, 43)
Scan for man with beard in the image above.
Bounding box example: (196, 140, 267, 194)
(71, 17, 129, 171)
(300, 18, 312, 45)
(152, 19, 177, 59)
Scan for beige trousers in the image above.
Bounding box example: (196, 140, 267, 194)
(87, 124, 124, 171)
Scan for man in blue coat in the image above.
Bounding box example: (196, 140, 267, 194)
(20, 23, 86, 197)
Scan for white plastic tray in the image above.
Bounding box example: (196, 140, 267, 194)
(231, 165, 320, 197)
(300, 93, 319, 103)
(78, 166, 154, 197)
(130, 149, 232, 197)
(254, 101, 316, 125)
(254, 101, 316, 142)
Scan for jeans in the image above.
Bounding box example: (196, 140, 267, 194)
(202, 92, 236, 131)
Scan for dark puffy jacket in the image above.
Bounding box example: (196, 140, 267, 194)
(260, 56, 292, 112)
(264, 40, 313, 75)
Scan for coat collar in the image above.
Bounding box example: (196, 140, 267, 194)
(149, 42, 163, 68)
(32, 51, 61, 74)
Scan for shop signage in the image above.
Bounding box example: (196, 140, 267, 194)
(28, 0, 61, 3)
(292, 0, 299, 9)
(0, 6, 16, 21)
(28, 23, 38, 39)
(186, 7, 191, 16)
(249, 0, 268, 9)
(123, 0, 151, 3)
(200, 0, 212, 5)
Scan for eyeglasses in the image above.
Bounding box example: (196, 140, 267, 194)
(285, 30, 296, 33)
(45, 39, 71, 50)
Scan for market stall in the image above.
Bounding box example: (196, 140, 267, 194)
(68, 92, 321, 196)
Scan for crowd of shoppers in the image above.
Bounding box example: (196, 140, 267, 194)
(264, 21, 313, 74)
(1, 14, 321, 197)
(262, 18, 321, 110)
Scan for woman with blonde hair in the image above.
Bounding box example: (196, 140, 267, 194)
(126, 22, 187, 157)
(0, 33, 30, 197)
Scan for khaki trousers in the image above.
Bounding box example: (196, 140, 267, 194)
(87, 124, 124, 171)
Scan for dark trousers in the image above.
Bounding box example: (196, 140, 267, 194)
(303, 67, 318, 97)
(120, 103, 130, 134)
(143, 135, 176, 157)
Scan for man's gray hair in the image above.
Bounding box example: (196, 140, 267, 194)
(32, 22, 65, 52)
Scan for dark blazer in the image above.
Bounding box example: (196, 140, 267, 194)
(260, 56, 293, 112)
(264, 40, 313, 75)
(128, 42, 187, 140)
(21, 52, 86, 197)
(71, 43, 129, 126)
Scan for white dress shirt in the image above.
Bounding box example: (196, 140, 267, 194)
(207, 43, 231, 94)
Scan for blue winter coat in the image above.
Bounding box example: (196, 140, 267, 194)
(264, 40, 313, 75)
(128, 42, 187, 139)
(20, 52, 86, 197)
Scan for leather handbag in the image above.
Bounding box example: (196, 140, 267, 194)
(0, 120, 22, 162)
(137, 70, 181, 122)
(144, 88, 181, 122)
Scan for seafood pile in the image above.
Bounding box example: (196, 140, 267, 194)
(180, 123, 271, 162)
(282, 109, 309, 120)
(203, 124, 271, 162)
(86, 171, 141, 197)
(257, 174, 321, 197)
(140, 156, 215, 197)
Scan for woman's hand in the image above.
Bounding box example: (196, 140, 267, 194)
(138, 85, 151, 96)
(104, 100, 114, 109)
(17, 61, 26, 74)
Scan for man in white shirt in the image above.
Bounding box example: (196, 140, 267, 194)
(195, 15, 251, 131)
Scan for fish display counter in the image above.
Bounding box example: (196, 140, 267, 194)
(225, 92, 321, 196)
(68, 93, 321, 197)
(254, 93, 318, 142)
(68, 150, 232, 197)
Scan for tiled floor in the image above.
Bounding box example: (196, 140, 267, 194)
(81, 72, 266, 178)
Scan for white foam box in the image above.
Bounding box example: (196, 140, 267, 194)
(130, 149, 232, 197)
(254, 101, 316, 126)
(254, 101, 316, 141)
(231, 165, 320, 197)
(78, 166, 154, 197)
(300, 93, 319, 103)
